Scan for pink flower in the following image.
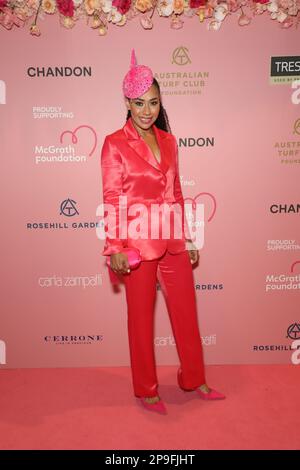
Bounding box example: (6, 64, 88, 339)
(0, 0, 7, 7)
(190, 0, 206, 8)
(255, 0, 269, 3)
(57, 0, 74, 17)
(140, 15, 153, 29)
(280, 16, 293, 28)
(238, 13, 251, 25)
(0, 7, 14, 29)
(171, 15, 184, 29)
(30, 23, 41, 36)
(112, 0, 131, 14)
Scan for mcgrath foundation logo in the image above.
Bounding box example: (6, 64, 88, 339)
(172, 47, 191, 66)
(265, 260, 300, 292)
(0, 340, 6, 365)
(0, 80, 6, 104)
(60, 125, 97, 157)
(34, 125, 97, 164)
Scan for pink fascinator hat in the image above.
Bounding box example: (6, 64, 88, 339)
(122, 49, 154, 99)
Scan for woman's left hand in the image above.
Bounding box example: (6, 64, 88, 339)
(188, 249, 199, 265)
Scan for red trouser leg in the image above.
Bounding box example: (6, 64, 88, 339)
(123, 250, 206, 397)
(157, 250, 206, 390)
(123, 258, 159, 397)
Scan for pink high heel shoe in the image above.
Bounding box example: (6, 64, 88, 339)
(196, 387, 226, 400)
(139, 397, 167, 415)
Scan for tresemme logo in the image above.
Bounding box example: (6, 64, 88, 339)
(270, 56, 300, 85)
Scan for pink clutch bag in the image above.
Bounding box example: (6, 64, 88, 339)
(106, 247, 142, 284)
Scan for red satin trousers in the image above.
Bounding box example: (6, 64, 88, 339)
(123, 249, 206, 397)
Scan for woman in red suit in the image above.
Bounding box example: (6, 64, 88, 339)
(100, 50, 225, 414)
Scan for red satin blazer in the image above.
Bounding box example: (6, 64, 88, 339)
(100, 116, 188, 260)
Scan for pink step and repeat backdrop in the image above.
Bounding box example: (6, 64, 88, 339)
(0, 14, 299, 369)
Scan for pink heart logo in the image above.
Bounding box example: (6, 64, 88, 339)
(291, 260, 300, 273)
(60, 125, 97, 157)
(183, 192, 217, 222)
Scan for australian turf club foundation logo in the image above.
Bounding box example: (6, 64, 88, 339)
(154, 46, 209, 97)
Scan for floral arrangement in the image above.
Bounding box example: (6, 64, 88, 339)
(0, 0, 299, 35)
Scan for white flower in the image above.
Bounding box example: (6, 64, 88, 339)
(109, 6, 123, 23)
(102, 0, 113, 13)
(157, 0, 174, 17)
(208, 19, 222, 30)
(42, 0, 56, 14)
(277, 9, 288, 21)
(218, 2, 229, 12)
(214, 5, 228, 22)
(267, 0, 279, 13)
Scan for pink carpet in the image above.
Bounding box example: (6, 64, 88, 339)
(0, 365, 298, 450)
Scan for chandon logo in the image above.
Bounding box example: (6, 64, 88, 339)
(0, 340, 6, 364)
(0, 80, 6, 104)
(178, 137, 214, 148)
(27, 66, 92, 78)
(270, 204, 300, 214)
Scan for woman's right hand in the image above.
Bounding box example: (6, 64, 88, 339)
(110, 253, 130, 275)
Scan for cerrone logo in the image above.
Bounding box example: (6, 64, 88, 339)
(0, 340, 6, 365)
(0, 80, 6, 104)
(172, 47, 191, 66)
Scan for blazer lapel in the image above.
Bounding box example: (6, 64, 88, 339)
(123, 117, 172, 174)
